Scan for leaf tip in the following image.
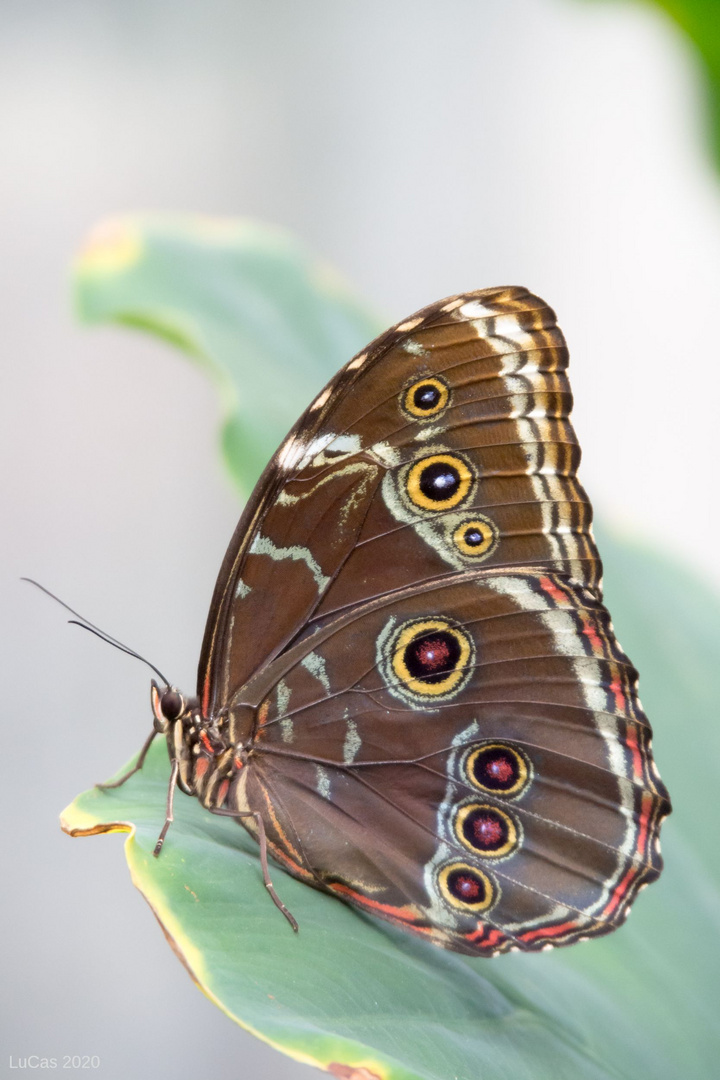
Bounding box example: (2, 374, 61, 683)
(59, 798, 134, 839)
(74, 217, 144, 280)
(327, 1063, 385, 1080)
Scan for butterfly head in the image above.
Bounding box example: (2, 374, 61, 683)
(150, 679, 196, 734)
(150, 679, 225, 798)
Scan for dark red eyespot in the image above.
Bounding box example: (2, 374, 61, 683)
(447, 868, 487, 904)
(467, 809, 505, 849)
(484, 755, 514, 786)
(452, 872, 482, 900)
(404, 631, 461, 684)
(438, 861, 496, 911)
(161, 689, 184, 721)
(464, 807, 516, 853)
(466, 743, 530, 797)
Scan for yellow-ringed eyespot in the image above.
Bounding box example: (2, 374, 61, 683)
(402, 376, 450, 419)
(454, 803, 519, 858)
(438, 862, 496, 912)
(406, 453, 474, 511)
(452, 517, 497, 558)
(465, 742, 531, 798)
(391, 618, 473, 698)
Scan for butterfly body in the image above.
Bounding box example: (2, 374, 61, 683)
(152, 287, 670, 956)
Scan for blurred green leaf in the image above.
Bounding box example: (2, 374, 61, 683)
(74, 215, 381, 494)
(68, 216, 719, 1078)
(647, 1, 720, 171)
(579, 1, 720, 169)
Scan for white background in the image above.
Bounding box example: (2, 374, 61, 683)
(2, 1, 718, 1078)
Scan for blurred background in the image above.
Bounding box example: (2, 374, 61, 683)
(2, 0, 719, 1077)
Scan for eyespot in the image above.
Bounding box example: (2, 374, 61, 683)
(390, 618, 474, 699)
(437, 862, 496, 911)
(454, 804, 519, 858)
(406, 453, 474, 511)
(465, 743, 531, 798)
(452, 517, 497, 558)
(402, 376, 450, 419)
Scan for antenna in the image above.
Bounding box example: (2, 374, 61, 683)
(22, 578, 170, 686)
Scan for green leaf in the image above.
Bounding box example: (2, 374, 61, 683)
(67, 216, 719, 1078)
(61, 534, 720, 1079)
(59, 739, 629, 1080)
(577, 1, 720, 170)
(73, 215, 382, 494)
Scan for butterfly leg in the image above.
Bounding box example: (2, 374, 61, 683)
(153, 757, 179, 857)
(250, 810, 299, 933)
(211, 806, 298, 932)
(96, 728, 157, 790)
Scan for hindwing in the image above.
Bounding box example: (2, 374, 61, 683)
(222, 569, 669, 955)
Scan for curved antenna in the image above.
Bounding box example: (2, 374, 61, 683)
(22, 577, 170, 686)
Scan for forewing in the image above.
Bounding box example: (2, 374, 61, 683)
(198, 287, 600, 717)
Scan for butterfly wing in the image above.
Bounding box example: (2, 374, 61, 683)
(228, 568, 669, 955)
(195, 286, 670, 953)
(198, 287, 599, 718)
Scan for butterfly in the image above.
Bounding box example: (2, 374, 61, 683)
(105, 286, 671, 956)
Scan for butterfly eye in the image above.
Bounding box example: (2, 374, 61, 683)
(160, 689, 185, 721)
(453, 804, 519, 858)
(387, 617, 474, 700)
(452, 518, 497, 558)
(437, 862, 496, 912)
(402, 376, 450, 419)
(465, 743, 530, 798)
(406, 453, 474, 511)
